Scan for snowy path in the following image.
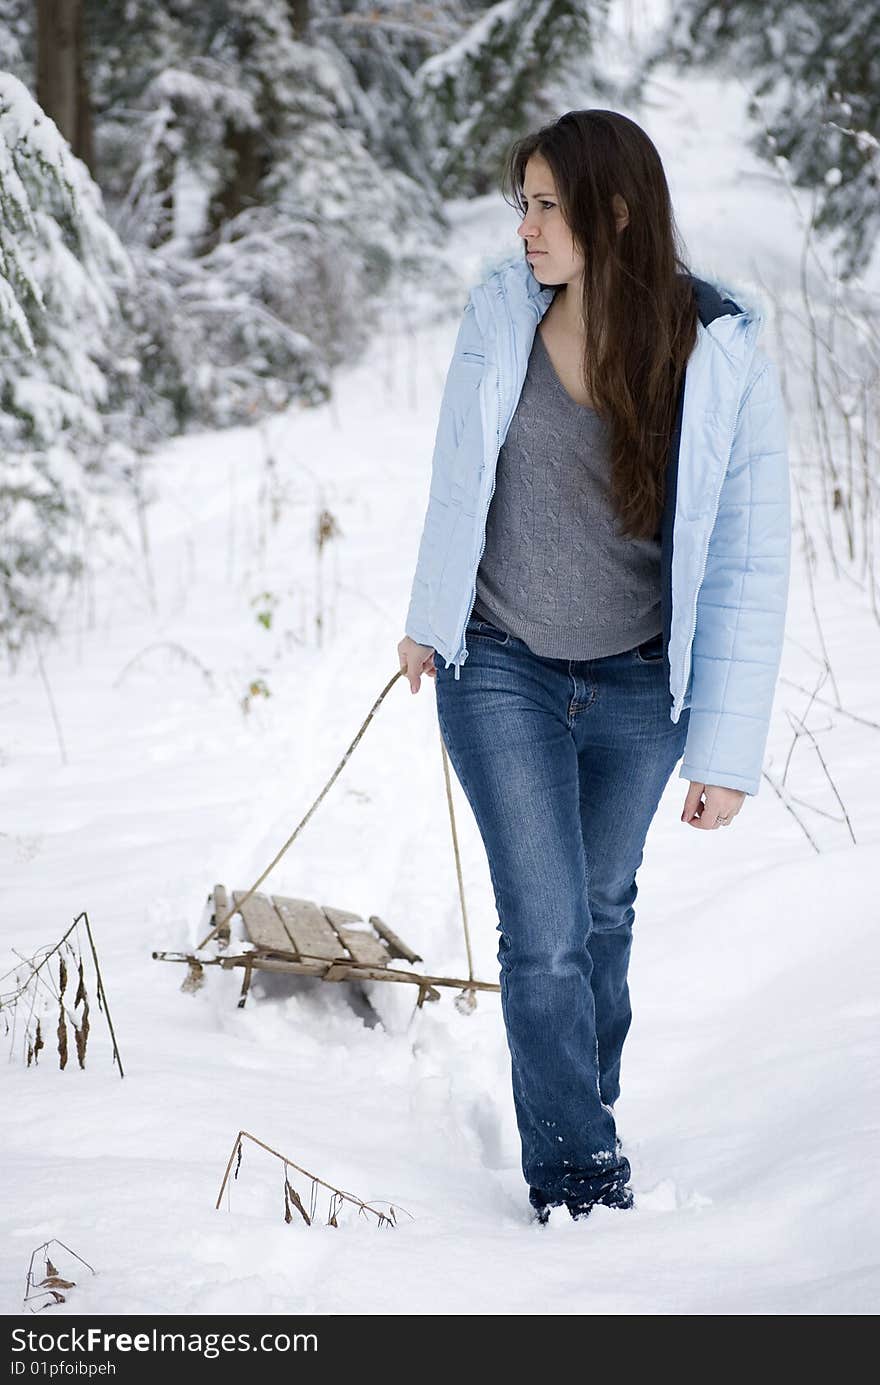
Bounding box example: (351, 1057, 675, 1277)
(2, 19, 879, 1315)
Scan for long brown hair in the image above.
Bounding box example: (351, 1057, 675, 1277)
(501, 110, 699, 541)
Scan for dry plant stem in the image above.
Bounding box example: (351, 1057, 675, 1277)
(793, 193, 839, 574)
(866, 375, 880, 622)
(215, 1129, 406, 1225)
(748, 94, 879, 602)
(776, 665, 854, 841)
(226, 458, 237, 584)
(11, 948, 80, 1035)
(860, 377, 879, 622)
(791, 468, 841, 706)
(132, 469, 158, 614)
(3, 917, 123, 1077)
(778, 676, 880, 731)
(824, 285, 857, 561)
(784, 793, 847, 824)
(16, 960, 41, 1062)
(24, 1239, 94, 1310)
(79, 912, 124, 1078)
(783, 710, 856, 844)
(197, 669, 408, 950)
(760, 771, 821, 853)
(805, 238, 855, 561)
(114, 641, 215, 689)
(33, 636, 68, 766)
(0, 920, 79, 1006)
(315, 516, 324, 650)
(751, 260, 792, 416)
(781, 668, 828, 785)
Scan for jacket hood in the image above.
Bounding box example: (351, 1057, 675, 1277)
(686, 260, 767, 331)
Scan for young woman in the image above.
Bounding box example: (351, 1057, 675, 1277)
(397, 110, 791, 1225)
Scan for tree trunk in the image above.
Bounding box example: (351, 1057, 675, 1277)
(36, 0, 94, 170)
(288, 0, 310, 40)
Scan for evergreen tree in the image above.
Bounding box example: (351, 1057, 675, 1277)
(643, 2, 880, 277)
(0, 71, 131, 661)
(0, 0, 28, 83)
(1, 2, 613, 655)
(6, 3, 611, 442)
(74, 1, 453, 424)
(408, 0, 605, 197)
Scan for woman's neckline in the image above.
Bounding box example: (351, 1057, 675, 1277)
(533, 328, 597, 414)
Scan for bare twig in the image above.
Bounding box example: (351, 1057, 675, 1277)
(114, 641, 214, 689)
(778, 676, 880, 731)
(1, 915, 124, 1078)
(760, 770, 821, 853)
(10, 948, 80, 1040)
(783, 793, 847, 824)
(0, 921, 79, 1005)
(790, 468, 842, 706)
(746, 86, 880, 621)
(783, 710, 857, 844)
(79, 912, 124, 1078)
(32, 636, 68, 766)
(215, 1129, 410, 1230)
(24, 1239, 94, 1314)
(781, 666, 831, 786)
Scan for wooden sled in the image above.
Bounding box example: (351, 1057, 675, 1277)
(153, 884, 501, 1008)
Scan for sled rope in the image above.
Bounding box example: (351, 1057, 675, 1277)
(439, 727, 474, 984)
(196, 671, 476, 987)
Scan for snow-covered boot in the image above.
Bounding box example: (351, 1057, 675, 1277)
(567, 1158, 634, 1221)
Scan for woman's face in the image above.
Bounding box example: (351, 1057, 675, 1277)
(517, 154, 583, 286)
(516, 152, 629, 288)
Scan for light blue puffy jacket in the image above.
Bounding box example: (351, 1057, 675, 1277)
(405, 252, 791, 795)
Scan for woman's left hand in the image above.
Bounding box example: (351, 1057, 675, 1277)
(681, 782, 746, 830)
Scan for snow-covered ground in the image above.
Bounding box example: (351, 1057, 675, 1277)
(2, 8, 879, 1315)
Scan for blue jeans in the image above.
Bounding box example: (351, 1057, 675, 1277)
(434, 614, 690, 1208)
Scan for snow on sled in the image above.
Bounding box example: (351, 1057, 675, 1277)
(153, 884, 500, 1009)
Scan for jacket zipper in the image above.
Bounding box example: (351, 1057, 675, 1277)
(452, 283, 511, 680)
(446, 282, 755, 707)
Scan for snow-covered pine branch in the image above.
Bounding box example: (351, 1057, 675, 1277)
(0, 70, 133, 663)
(646, 0, 880, 279)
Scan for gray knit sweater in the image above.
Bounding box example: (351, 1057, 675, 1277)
(470, 329, 663, 659)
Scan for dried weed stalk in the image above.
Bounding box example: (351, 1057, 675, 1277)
(745, 140, 876, 849)
(23, 1239, 95, 1313)
(216, 1129, 409, 1231)
(1, 911, 123, 1077)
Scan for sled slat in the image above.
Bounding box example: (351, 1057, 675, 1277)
(321, 903, 395, 966)
(272, 896, 340, 961)
(191, 889, 440, 1001)
(337, 927, 393, 967)
(233, 891, 294, 954)
(320, 904, 361, 927)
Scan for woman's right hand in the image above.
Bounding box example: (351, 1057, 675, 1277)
(398, 636, 437, 694)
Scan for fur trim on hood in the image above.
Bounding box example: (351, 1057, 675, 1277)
(687, 260, 768, 328)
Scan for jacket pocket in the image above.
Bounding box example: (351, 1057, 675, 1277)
(634, 630, 664, 664)
(466, 616, 510, 646)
